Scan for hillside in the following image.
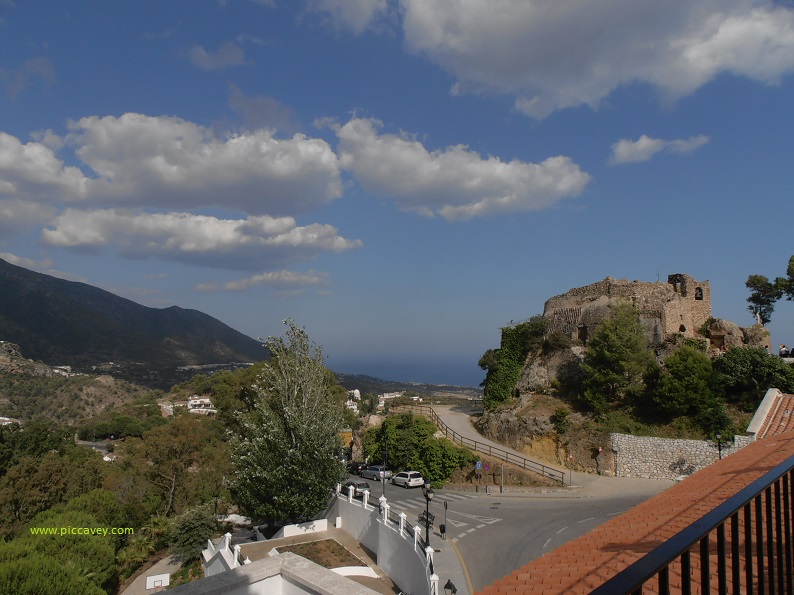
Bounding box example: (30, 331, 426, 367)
(0, 258, 267, 387)
(0, 341, 151, 423)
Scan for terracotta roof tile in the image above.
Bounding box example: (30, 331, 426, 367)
(475, 432, 794, 594)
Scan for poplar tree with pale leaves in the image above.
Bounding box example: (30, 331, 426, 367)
(229, 320, 345, 523)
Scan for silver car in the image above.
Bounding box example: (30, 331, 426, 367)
(360, 465, 392, 480)
(391, 471, 424, 488)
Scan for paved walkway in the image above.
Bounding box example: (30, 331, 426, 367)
(433, 404, 672, 500)
(120, 555, 183, 595)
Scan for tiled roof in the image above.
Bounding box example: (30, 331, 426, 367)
(757, 393, 794, 438)
(477, 432, 794, 594)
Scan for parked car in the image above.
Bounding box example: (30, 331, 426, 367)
(343, 480, 371, 499)
(347, 461, 366, 475)
(391, 471, 425, 488)
(360, 465, 393, 481)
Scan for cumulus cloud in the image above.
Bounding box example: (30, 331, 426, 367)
(64, 113, 342, 214)
(336, 118, 590, 220)
(305, 0, 390, 34)
(188, 41, 247, 70)
(0, 114, 343, 215)
(0, 132, 90, 201)
(0, 57, 55, 100)
(197, 269, 329, 291)
(397, 0, 794, 118)
(610, 134, 710, 164)
(40, 209, 362, 270)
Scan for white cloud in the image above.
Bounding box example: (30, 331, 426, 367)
(336, 118, 590, 220)
(306, 0, 390, 35)
(65, 113, 343, 215)
(0, 132, 90, 201)
(0, 115, 343, 216)
(40, 209, 362, 270)
(610, 134, 710, 164)
(197, 269, 330, 291)
(188, 41, 246, 70)
(398, 1, 794, 118)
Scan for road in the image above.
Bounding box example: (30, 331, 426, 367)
(359, 405, 674, 592)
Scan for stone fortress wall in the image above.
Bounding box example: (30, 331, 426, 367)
(543, 273, 711, 346)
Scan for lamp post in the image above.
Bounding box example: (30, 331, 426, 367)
(444, 579, 458, 594)
(710, 433, 733, 459)
(381, 446, 388, 497)
(422, 480, 434, 548)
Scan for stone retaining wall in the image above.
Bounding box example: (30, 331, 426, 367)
(610, 432, 755, 480)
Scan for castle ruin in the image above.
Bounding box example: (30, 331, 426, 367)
(543, 274, 711, 346)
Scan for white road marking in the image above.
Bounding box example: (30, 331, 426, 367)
(577, 517, 595, 523)
(543, 538, 551, 549)
(556, 526, 568, 534)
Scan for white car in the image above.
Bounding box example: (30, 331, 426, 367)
(391, 471, 424, 488)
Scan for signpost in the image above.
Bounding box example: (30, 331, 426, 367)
(476, 460, 482, 492)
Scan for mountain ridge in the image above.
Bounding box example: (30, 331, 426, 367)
(0, 258, 266, 385)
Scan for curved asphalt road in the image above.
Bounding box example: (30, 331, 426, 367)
(429, 404, 674, 591)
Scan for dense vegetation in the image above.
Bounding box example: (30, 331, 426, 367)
(360, 412, 476, 486)
(480, 301, 794, 439)
(0, 321, 361, 593)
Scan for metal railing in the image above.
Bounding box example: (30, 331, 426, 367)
(389, 404, 566, 484)
(591, 452, 794, 594)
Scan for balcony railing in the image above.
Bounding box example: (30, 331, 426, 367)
(591, 452, 794, 594)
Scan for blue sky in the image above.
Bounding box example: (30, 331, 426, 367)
(2, 1, 794, 387)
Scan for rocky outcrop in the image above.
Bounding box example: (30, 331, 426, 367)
(474, 398, 552, 452)
(518, 346, 586, 394)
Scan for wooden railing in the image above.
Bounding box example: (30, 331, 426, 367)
(389, 404, 566, 484)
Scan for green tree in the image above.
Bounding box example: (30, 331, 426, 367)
(361, 413, 474, 484)
(22, 509, 117, 590)
(124, 415, 218, 516)
(713, 347, 794, 409)
(745, 255, 794, 324)
(653, 344, 713, 416)
(229, 320, 345, 523)
(579, 301, 658, 413)
(168, 506, 216, 562)
(0, 550, 105, 595)
(745, 274, 784, 325)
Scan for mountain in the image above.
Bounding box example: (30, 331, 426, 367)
(0, 258, 266, 386)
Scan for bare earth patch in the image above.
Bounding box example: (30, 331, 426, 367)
(276, 539, 364, 569)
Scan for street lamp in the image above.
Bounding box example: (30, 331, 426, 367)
(381, 446, 388, 497)
(444, 579, 458, 594)
(709, 433, 733, 459)
(422, 480, 434, 547)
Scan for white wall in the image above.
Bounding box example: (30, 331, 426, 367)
(337, 496, 431, 595)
